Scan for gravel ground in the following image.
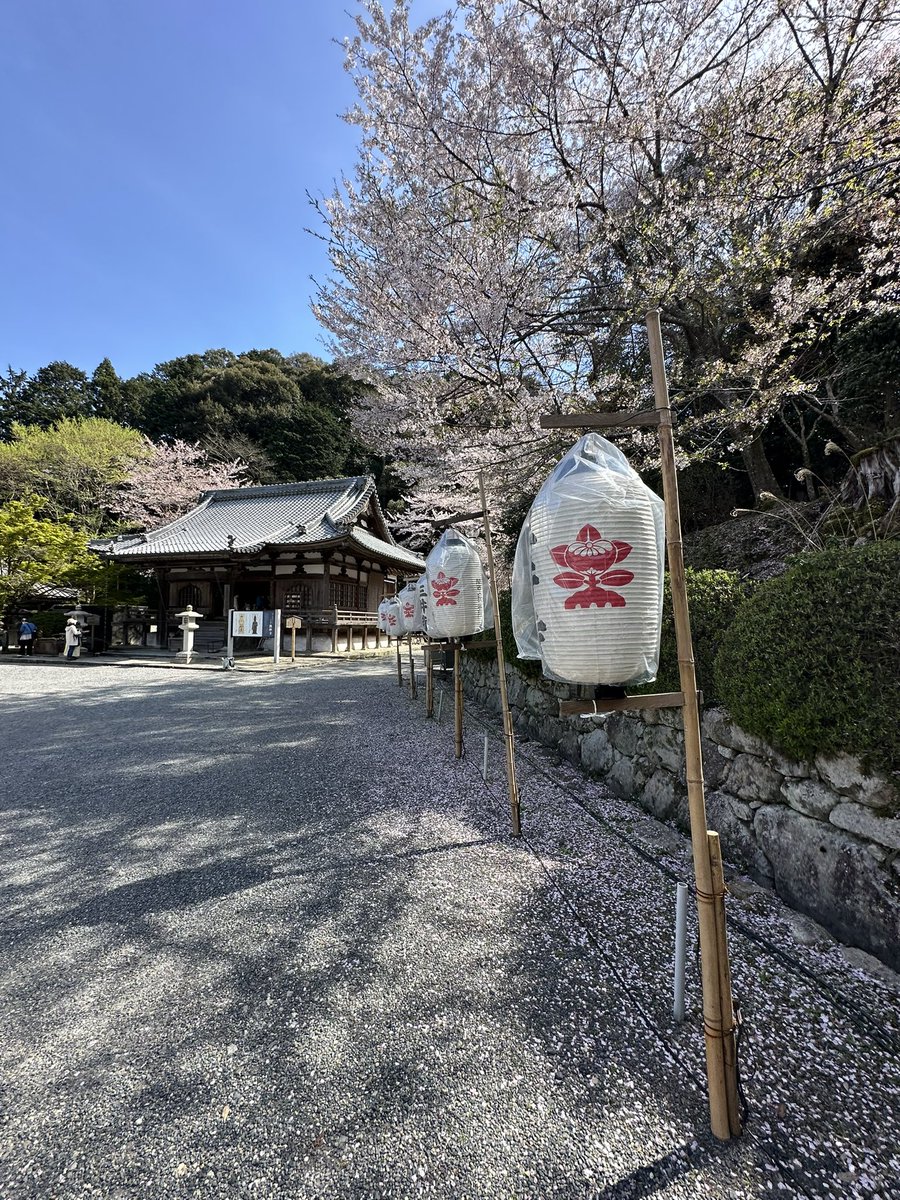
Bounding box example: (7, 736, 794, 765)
(0, 657, 897, 1200)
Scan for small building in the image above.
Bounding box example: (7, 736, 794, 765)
(96, 475, 425, 653)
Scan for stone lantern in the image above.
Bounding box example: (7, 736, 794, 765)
(175, 604, 203, 663)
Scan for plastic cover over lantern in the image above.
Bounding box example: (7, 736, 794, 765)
(397, 581, 423, 634)
(377, 597, 392, 633)
(416, 574, 430, 635)
(425, 528, 486, 639)
(511, 433, 665, 685)
(481, 567, 495, 631)
(383, 596, 403, 638)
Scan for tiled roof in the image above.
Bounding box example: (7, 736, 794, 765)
(347, 528, 425, 572)
(97, 476, 424, 571)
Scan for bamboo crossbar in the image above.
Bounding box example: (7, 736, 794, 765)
(540, 409, 665, 430)
(559, 691, 688, 716)
(432, 509, 485, 527)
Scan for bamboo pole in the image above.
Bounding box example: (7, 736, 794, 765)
(647, 308, 734, 1141)
(425, 640, 434, 717)
(708, 832, 742, 1136)
(478, 470, 521, 837)
(407, 635, 418, 699)
(396, 637, 403, 687)
(453, 642, 463, 758)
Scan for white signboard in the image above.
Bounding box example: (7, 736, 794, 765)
(231, 610, 264, 637)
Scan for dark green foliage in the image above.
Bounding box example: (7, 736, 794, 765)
(3, 362, 92, 436)
(638, 569, 750, 702)
(467, 589, 542, 680)
(714, 543, 900, 772)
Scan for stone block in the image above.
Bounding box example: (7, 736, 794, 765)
(525, 685, 557, 717)
(605, 713, 642, 757)
(830, 802, 900, 851)
(754, 806, 900, 971)
(641, 769, 679, 821)
(558, 731, 582, 766)
(723, 753, 783, 804)
(701, 736, 730, 791)
(766, 749, 810, 779)
(815, 753, 898, 810)
(643, 723, 685, 774)
(701, 707, 767, 756)
(782, 778, 839, 821)
(606, 756, 637, 799)
(707, 791, 773, 883)
(581, 728, 615, 776)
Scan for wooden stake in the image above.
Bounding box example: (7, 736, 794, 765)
(396, 637, 403, 687)
(708, 831, 742, 1137)
(425, 640, 435, 717)
(478, 470, 521, 837)
(647, 308, 734, 1141)
(453, 642, 463, 758)
(407, 635, 418, 699)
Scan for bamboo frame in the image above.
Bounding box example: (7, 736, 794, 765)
(539, 409, 663, 430)
(559, 691, 687, 716)
(425, 640, 435, 717)
(396, 637, 403, 686)
(407, 635, 418, 699)
(535, 311, 740, 1140)
(453, 642, 464, 758)
(646, 309, 739, 1141)
(478, 471, 521, 838)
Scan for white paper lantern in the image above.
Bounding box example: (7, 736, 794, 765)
(425, 528, 486, 639)
(416, 573, 430, 635)
(512, 434, 665, 686)
(383, 596, 403, 638)
(397, 582, 423, 633)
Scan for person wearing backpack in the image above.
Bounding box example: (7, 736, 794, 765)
(17, 617, 37, 656)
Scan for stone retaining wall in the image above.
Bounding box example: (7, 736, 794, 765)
(461, 655, 900, 969)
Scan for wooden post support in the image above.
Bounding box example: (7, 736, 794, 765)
(453, 641, 463, 758)
(407, 635, 418, 699)
(478, 470, 521, 837)
(425, 640, 435, 717)
(647, 307, 736, 1141)
(708, 831, 742, 1137)
(396, 637, 403, 686)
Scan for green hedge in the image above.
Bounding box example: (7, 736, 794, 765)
(637, 569, 750, 703)
(467, 589, 542, 680)
(714, 542, 900, 773)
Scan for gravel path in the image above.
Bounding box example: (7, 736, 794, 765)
(0, 658, 897, 1200)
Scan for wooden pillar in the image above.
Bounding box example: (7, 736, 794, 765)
(453, 641, 463, 758)
(647, 308, 740, 1140)
(478, 471, 521, 837)
(425, 641, 435, 717)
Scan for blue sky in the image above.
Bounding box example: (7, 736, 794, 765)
(0, 1, 444, 380)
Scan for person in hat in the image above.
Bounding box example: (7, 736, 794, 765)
(64, 617, 82, 661)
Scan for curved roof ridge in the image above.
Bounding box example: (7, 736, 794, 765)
(200, 475, 369, 504)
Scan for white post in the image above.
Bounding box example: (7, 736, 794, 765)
(436, 689, 443, 723)
(227, 609, 235, 662)
(674, 881, 688, 1023)
(482, 732, 489, 782)
(273, 608, 281, 665)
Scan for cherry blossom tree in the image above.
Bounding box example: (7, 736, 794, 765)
(312, 0, 899, 513)
(109, 439, 250, 531)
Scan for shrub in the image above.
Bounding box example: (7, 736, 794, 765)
(637, 569, 750, 703)
(713, 543, 900, 773)
(467, 589, 542, 680)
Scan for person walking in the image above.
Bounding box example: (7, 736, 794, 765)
(17, 617, 38, 656)
(64, 618, 81, 662)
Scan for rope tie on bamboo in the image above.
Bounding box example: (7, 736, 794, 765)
(703, 1019, 738, 1040)
(694, 885, 729, 902)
